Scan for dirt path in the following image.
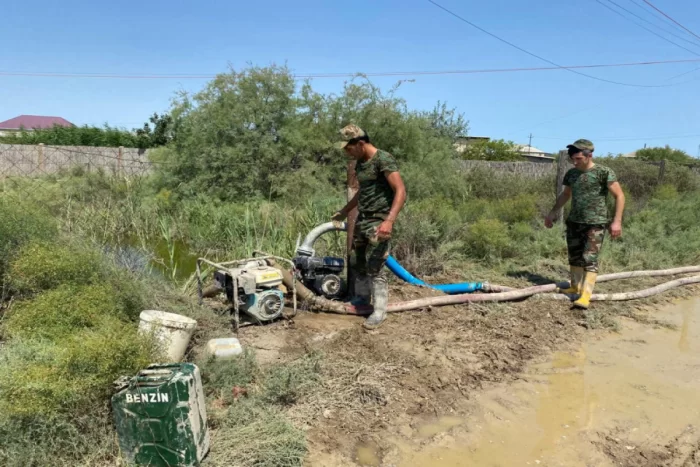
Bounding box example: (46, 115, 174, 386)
(237, 285, 700, 466)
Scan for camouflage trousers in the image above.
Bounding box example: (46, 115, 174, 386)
(350, 214, 390, 281)
(566, 221, 606, 273)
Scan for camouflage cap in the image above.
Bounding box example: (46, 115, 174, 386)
(567, 139, 595, 152)
(336, 124, 367, 149)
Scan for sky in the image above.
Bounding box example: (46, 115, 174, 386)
(2, 0, 700, 157)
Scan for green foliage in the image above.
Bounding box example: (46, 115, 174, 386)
(459, 138, 523, 161)
(0, 124, 143, 148)
(154, 65, 468, 201)
(467, 218, 512, 261)
(9, 242, 104, 294)
(653, 184, 679, 201)
(0, 200, 57, 282)
(134, 112, 174, 147)
(635, 145, 693, 163)
(0, 114, 174, 149)
(4, 284, 129, 341)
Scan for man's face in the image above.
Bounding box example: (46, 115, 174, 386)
(343, 141, 364, 160)
(569, 150, 591, 169)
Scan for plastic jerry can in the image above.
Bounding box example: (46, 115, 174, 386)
(111, 363, 210, 466)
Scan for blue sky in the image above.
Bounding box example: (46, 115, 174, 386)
(2, 0, 699, 156)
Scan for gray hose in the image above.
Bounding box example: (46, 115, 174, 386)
(296, 221, 346, 257)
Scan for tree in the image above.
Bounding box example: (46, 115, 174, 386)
(460, 139, 522, 161)
(134, 113, 173, 148)
(635, 145, 692, 163)
(0, 124, 143, 147)
(152, 65, 470, 202)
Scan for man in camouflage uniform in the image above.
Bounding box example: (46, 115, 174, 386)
(332, 125, 407, 329)
(545, 139, 625, 309)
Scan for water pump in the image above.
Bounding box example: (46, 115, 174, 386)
(293, 255, 346, 299)
(212, 260, 286, 322)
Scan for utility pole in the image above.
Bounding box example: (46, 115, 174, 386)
(528, 133, 533, 154)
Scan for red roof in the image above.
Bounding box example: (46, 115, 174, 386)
(0, 115, 74, 130)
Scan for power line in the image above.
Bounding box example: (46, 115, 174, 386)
(611, 0, 700, 48)
(3, 58, 700, 80)
(640, 0, 700, 42)
(594, 0, 700, 56)
(505, 64, 700, 137)
(427, 0, 678, 88)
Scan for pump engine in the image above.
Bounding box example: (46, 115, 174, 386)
(213, 260, 285, 322)
(293, 255, 346, 299)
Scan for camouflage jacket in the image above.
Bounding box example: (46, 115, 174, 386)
(563, 164, 618, 225)
(356, 149, 399, 216)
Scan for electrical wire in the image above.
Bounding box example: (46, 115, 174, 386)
(427, 0, 678, 88)
(593, 0, 700, 56)
(640, 0, 700, 42)
(3, 58, 700, 80)
(504, 64, 700, 137)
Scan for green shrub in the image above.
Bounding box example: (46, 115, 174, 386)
(0, 323, 157, 420)
(0, 200, 56, 281)
(489, 195, 538, 224)
(653, 184, 679, 201)
(466, 218, 512, 260)
(9, 242, 104, 294)
(4, 284, 128, 341)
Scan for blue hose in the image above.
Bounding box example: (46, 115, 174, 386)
(385, 255, 483, 294)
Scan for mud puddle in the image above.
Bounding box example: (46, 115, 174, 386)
(382, 297, 700, 466)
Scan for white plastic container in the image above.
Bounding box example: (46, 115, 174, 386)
(205, 338, 244, 360)
(139, 310, 197, 362)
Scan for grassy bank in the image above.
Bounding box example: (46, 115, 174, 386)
(1, 157, 699, 466)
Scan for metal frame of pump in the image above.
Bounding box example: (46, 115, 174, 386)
(196, 253, 297, 333)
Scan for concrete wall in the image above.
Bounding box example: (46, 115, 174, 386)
(0, 144, 152, 177)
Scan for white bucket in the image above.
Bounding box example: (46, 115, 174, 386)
(139, 310, 198, 362)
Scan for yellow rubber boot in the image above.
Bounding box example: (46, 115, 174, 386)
(573, 272, 598, 309)
(557, 266, 585, 295)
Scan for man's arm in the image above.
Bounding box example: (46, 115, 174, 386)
(385, 172, 406, 222)
(376, 171, 406, 240)
(608, 181, 625, 238)
(545, 186, 572, 228)
(335, 192, 359, 219)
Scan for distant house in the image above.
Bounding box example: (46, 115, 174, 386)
(620, 151, 637, 158)
(515, 144, 555, 163)
(0, 115, 74, 137)
(454, 135, 490, 153)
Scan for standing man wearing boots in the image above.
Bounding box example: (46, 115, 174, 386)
(332, 124, 407, 329)
(545, 139, 625, 309)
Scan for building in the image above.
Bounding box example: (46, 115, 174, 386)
(454, 135, 490, 153)
(0, 115, 74, 137)
(515, 144, 555, 163)
(620, 151, 637, 158)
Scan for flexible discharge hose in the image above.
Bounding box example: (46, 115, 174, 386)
(269, 259, 700, 316)
(296, 221, 485, 294)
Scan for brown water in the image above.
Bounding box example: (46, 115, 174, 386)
(389, 297, 700, 467)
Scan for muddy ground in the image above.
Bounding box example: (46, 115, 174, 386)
(222, 278, 700, 466)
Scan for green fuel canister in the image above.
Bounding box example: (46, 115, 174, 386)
(111, 363, 210, 466)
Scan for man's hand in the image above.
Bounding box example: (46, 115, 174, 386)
(376, 220, 394, 241)
(609, 220, 622, 239)
(331, 211, 346, 229)
(544, 213, 555, 229)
